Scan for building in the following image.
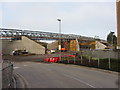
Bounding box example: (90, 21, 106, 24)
(79, 41, 108, 50)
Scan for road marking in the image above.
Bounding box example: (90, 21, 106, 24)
(44, 64, 50, 65)
(23, 65, 28, 66)
(37, 63, 41, 64)
(13, 66, 20, 69)
(15, 73, 29, 88)
(62, 73, 96, 88)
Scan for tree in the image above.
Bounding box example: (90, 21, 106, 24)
(107, 32, 117, 46)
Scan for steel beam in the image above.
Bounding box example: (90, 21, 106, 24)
(0, 28, 94, 41)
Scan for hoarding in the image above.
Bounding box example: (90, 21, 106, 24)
(70, 40, 77, 51)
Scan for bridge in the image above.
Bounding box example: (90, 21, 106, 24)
(0, 28, 94, 41)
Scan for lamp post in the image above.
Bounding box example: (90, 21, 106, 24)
(57, 19, 61, 61)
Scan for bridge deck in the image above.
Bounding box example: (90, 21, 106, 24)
(0, 28, 94, 40)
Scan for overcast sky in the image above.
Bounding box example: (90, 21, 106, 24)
(0, 0, 117, 40)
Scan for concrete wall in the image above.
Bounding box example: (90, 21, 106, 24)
(81, 49, 119, 59)
(1, 36, 45, 54)
(21, 36, 45, 54)
(47, 40, 58, 50)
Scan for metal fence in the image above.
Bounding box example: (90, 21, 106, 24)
(2, 60, 13, 88)
(42, 50, 119, 72)
(57, 50, 120, 72)
(78, 50, 119, 70)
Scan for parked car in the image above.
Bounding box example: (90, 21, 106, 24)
(51, 50, 55, 54)
(12, 50, 28, 55)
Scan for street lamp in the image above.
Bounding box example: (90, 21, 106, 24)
(57, 19, 61, 61)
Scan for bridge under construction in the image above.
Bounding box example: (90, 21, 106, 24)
(0, 28, 108, 55)
(0, 28, 95, 41)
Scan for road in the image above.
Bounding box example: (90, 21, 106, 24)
(13, 61, 118, 88)
(3, 55, 119, 88)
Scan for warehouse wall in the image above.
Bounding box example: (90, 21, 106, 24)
(1, 36, 45, 55)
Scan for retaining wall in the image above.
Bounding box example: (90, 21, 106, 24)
(1, 36, 45, 55)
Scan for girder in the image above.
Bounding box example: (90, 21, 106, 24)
(0, 28, 94, 41)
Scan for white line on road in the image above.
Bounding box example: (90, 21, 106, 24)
(23, 65, 28, 66)
(36, 63, 41, 64)
(13, 66, 20, 69)
(62, 73, 96, 88)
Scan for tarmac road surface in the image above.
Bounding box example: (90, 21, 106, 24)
(13, 61, 119, 88)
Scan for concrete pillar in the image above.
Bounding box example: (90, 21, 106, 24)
(116, 0, 120, 49)
(76, 38, 80, 52)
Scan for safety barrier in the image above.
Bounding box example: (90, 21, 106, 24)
(2, 60, 13, 88)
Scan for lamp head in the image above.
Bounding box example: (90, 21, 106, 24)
(57, 19, 61, 21)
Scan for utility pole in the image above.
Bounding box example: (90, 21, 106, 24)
(116, 0, 120, 59)
(116, 0, 120, 49)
